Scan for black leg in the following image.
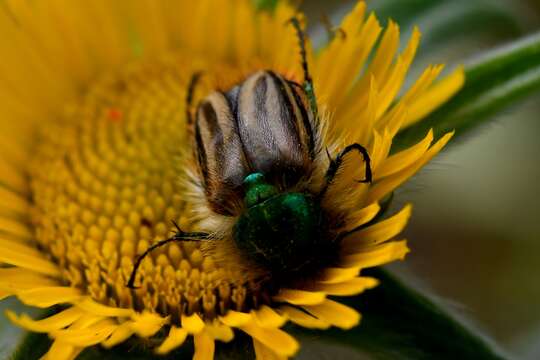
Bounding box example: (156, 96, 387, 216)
(288, 17, 318, 118)
(126, 228, 209, 289)
(318, 143, 373, 200)
(186, 72, 202, 126)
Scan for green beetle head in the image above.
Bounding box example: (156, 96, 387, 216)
(233, 173, 332, 277)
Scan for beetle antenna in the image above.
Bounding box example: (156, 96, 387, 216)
(171, 220, 182, 233)
(186, 72, 202, 126)
(126, 228, 210, 289)
(289, 17, 318, 118)
(318, 143, 373, 200)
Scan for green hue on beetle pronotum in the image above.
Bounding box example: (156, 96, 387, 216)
(234, 172, 323, 273)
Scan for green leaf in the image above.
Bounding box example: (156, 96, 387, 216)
(369, 0, 520, 34)
(417, 2, 522, 53)
(290, 268, 507, 360)
(368, 0, 445, 28)
(393, 31, 540, 152)
(254, 0, 278, 13)
(10, 330, 52, 360)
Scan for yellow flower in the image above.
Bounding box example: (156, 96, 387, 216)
(0, 1, 464, 359)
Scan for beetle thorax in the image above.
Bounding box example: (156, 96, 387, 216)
(233, 173, 325, 277)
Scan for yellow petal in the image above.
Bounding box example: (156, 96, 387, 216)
(240, 323, 299, 357)
(0, 235, 41, 257)
(0, 159, 28, 195)
(155, 326, 188, 355)
(278, 305, 330, 330)
(253, 338, 287, 360)
(6, 307, 84, 332)
(370, 126, 394, 173)
(400, 64, 444, 105)
(376, 129, 434, 179)
(219, 310, 253, 327)
(129, 0, 169, 56)
(69, 313, 105, 330)
(232, 1, 257, 60)
(181, 313, 205, 334)
(318, 267, 360, 284)
(307, 277, 379, 296)
(341, 240, 410, 268)
(342, 202, 380, 233)
(69, 1, 131, 70)
(341, 204, 412, 253)
(51, 319, 117, 346)
(102, 321, 136, 349)
(0, 237, 61, 277)
(325, 13, 382, 111)
(272, 288, 326, 306)
(405, 66, 465, 127)
(0, 124, 31, 165)
(75, 298, 134, 317)
(302, 299, 360, 330)
(0, 185, 30, 214)
(378, 101, 408, 137)
(205, 322, 234, 342)
(376, 26, 422, 120)
(367, 132, 454, 203)
(368, 19, 400, 83)
(375, 56, 407, 118)
(0, 216, 32, 238)
(401, 26, 422, 74)
(16, 286, 83, 308)
(193, 331, 215, 360)
(129, 311, 169, 337)
(314, 1, 366, 96)
(252, 305, 287, 328)
(0, 267, 58, 291)
(41, 339, 82, 360)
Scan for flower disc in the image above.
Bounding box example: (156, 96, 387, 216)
(29, 60, 267, 322)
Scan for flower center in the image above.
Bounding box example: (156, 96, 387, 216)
(29, 59, 265, 322)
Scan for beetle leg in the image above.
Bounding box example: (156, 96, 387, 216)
(126, 228, 209, 289)
(186, 72, 202, 126)
(318, 143, 373, 200)
(289, 17, 318, 118)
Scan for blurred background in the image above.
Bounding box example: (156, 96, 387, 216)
(302, 0, 540, 358)
(0, 0, 538, 359)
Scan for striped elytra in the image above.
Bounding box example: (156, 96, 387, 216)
(194, 70, 317, 216)
(194, 70, 333, 276)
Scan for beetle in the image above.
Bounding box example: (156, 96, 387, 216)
(127, 18, 372, 288)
